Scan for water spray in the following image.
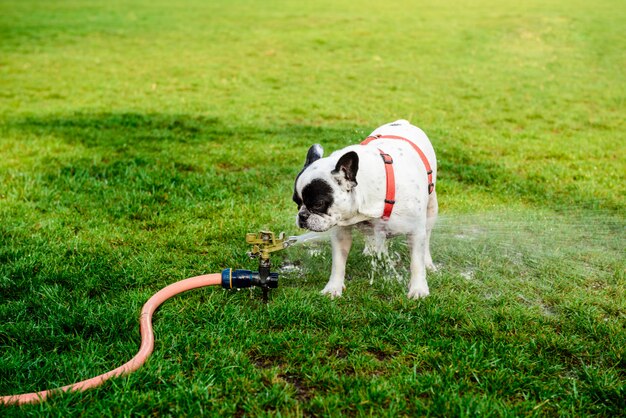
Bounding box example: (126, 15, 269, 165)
(1, 230, 297, 406)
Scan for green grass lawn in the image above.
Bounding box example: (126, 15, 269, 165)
(1, 0, 624, 415)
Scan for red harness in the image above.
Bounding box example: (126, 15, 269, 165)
(360, 134, 434, 220)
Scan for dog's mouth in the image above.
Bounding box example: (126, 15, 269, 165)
(298, 219, 327, 232)
(299, 213, 334, 232)
(304, 224, 330, 232)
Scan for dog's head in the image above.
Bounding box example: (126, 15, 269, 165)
(293, 144, 360, 231)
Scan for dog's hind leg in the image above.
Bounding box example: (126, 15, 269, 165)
(407, 222, 429, 299)
(424, 190, 438, 271)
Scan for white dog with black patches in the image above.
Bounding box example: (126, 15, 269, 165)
(293, 120, 438, 299)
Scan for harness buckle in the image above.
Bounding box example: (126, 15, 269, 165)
(380, 153, 393, 164)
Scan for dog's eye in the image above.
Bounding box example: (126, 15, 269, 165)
(311, 201, 326, 212)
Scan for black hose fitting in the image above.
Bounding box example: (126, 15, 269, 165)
(221, 268, 278, 290)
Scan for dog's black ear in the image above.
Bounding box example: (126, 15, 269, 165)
(304, 144, 324, 168)
(332, 151, 359, 190)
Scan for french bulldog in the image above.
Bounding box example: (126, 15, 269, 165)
(293, 120, 438, 299)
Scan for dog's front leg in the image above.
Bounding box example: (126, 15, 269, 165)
(321, 226, 352, 298)
(407, 227, 430, 299)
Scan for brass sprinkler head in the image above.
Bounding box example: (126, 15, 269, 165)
(244, 231, 297, 302)
(246, 231, 297, 262)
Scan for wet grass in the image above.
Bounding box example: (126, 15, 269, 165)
(1, 0, 625, 416)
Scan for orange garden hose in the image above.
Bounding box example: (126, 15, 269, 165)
(1, 273, 222, 406)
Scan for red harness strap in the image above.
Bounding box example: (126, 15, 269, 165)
(361, 134, 435, 220)
(376, 149, 395, 220)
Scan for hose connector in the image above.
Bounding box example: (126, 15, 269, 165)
(221, 268, 278, 290)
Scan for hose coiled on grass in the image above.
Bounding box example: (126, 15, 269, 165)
(0, 273, 222, 406)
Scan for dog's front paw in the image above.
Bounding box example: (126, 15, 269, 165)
(426, 262, 438, 272)
(321, 283, 345, 298)
(407, 286, 430, 299)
